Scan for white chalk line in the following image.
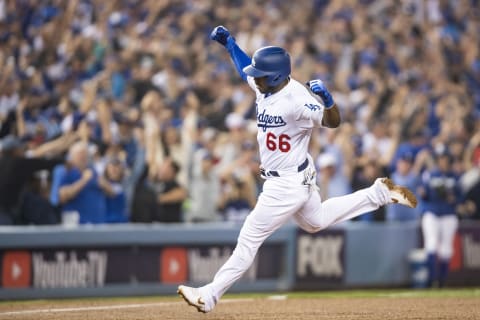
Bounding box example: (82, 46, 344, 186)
(0, 298, 254, 316)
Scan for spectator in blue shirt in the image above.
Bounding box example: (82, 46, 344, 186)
(57, 141, 112, 224)
(389, 130, 429, 173)
(386, 152, 421, 222)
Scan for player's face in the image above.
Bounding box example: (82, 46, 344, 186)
(254, 77, 269, 93)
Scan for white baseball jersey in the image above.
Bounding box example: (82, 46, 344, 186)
(247, 77, 325, 171)
(197, 78, 394, 314)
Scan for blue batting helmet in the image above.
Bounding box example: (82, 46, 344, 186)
(243, 46, 291, 87)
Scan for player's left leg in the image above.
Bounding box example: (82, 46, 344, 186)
(437, 214, 459, 287)
(294, 178, 416, 232)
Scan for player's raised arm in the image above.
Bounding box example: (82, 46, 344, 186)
(307, 79, 341, 128)
(210, 26, 251, 81)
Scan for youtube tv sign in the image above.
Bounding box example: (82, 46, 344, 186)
(0, 244, 283, 292)
(1, 251, 31, 288)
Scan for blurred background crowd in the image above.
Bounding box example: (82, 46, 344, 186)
(0, 0, 479, 226)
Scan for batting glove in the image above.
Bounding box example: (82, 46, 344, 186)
(307, 79, 335, 109)
(210, 25, 235, 47)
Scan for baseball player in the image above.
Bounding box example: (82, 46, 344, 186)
(178, 26, 417, 313)
(419, 149, 461, 287)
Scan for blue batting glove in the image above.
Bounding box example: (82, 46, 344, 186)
(210, 25, 233, 46)
(307, 79, 335, 109)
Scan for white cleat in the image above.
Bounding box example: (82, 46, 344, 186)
(177, 285, 208, 313)
(381, 178, 418, 208)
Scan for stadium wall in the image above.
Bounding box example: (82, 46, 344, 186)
(0, 221, 479, 300)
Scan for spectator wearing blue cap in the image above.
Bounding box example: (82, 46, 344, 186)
(389, 130, 430, 173)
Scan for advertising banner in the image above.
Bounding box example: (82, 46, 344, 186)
(0, 244, 284, 289)
(447, 225, 480, 286)
(295, 229, 345, 289)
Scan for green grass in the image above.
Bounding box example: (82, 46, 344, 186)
(225, 288, 480, 299)
(2, 288, 479, 306)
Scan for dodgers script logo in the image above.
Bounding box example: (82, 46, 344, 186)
(257, 109, 287, 132)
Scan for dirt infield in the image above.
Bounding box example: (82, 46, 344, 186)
(0, 293, 479, 320)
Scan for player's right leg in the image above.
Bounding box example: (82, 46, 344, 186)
(178, 173, 309, 313)
(294, 178, 417, 232)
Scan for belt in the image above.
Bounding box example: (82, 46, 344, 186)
(260, 158, 309, 177)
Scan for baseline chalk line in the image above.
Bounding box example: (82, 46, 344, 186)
(0, 298, 254, 316)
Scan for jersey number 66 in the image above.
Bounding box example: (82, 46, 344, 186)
(266, 132, 291, 152)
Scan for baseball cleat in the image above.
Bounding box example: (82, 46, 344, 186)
(177, 285, 207, 313)
(381, 178, 418, 208)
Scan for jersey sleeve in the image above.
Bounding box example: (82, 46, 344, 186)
(294, 90, 325, 128)
(225, 40, 251, 81)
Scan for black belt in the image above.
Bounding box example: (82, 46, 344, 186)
(260, 158, 309, 177)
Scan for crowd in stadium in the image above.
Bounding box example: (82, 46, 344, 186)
(0, 0, 479, 226)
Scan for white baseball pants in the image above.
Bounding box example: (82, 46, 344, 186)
(199, 166, 391, 310)
(421, 211, 458, 259)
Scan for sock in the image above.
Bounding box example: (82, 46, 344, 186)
(438, 259, 450, 288)
(426, 253, 437, 287)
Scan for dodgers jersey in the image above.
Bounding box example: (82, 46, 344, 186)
(247, 77, 326, 171)
(420, 169, 461, 216)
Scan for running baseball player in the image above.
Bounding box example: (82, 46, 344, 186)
(178, 26, 417, 313)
